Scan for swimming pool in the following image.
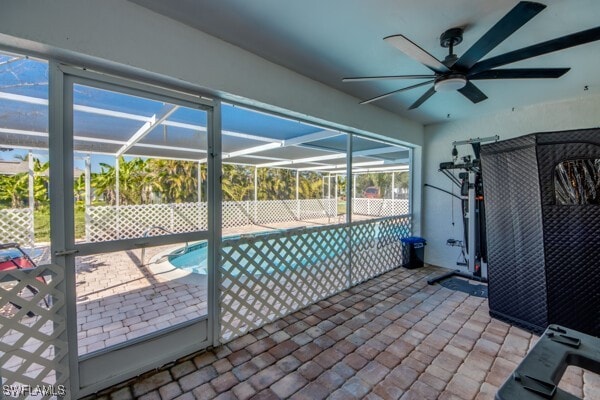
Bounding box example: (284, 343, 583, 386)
(168, 242, 208, 275)
(168, 225, 407, 276)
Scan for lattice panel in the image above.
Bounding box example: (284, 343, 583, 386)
(222, 201, 252, 229)
(297, 199, 336, 220)
(0, 264, 69, 395)
(220, 225, 350, 341)
(0, 208, 34, 248)
(351, 216, 410, 284)
(352, 199, 409, 217)
(254, 200, 298, 224)
(87, 202, 208, 241)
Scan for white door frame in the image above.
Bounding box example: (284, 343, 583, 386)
(49, 63, 220, 397)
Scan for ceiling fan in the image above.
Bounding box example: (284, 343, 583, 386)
(343, 1, 600, 109)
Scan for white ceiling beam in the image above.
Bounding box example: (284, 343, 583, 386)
(282, 130, 343, 147)
(223, 142, 283, 159)
(0, 91, 280, 143)
(116, 105, 179, 156)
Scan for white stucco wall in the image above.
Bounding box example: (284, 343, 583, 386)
(422, 94, 600, 269)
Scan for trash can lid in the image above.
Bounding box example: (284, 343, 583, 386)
(400, 236, 427, 244)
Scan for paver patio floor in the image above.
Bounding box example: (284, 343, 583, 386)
(90, 265, 600, 400)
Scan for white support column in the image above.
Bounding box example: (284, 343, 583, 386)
(327, 173, 332, 217)
(391, 171, 395, 215)
(85, 156, 91, 206)
(115, 156, 120, 239)
(198, 161, 202, 202)
(391, 171, 395, 200)
(334, 174, 338, 217)
(296, 170, 300, 220)
(115, 156, 120, 207)
(28, 151, 34, 210)
(254, 166, 258, 223)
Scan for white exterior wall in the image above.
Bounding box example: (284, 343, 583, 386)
(422, 94, 600, 269)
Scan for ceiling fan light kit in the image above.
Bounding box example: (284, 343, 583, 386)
(434, 75, 467, 92)
(343, 1, 600, 110)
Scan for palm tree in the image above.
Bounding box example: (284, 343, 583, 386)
(222, 164, 253, 201)
(0, 173, 28, 208)
(91, 162, 117, 205)
(33, 158, 49, 208)
(298, 171, 323, 199)
(147, 159, 199, 203)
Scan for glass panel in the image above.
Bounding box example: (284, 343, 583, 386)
(221, 103, 347, 235)
(555, 159, 600, 205)
(76, 241, 208, 355)
(351, 136, 410, 220)
(0, 53, 51, 263)
(71, 82, 209, 356)
(72, 84, 208, 243)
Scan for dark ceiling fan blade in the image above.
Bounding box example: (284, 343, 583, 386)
(470, 26, 600, 75)
(342, 75, 435, 82)
(458, 81, 488, 103)
(408, 87, 436, 110)
(469, 67, 570, 80)
(455, 1, 546, 70)
(384, 35, 450, 74)
(360, 80, 433, 105)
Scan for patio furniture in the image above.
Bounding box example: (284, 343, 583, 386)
(0, 242, 48, 316)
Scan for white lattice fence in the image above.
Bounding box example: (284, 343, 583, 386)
(220, 226, 350, 341)
(0, 208, 34, 248)
(222, 201, 252, 229)
(0, 264, 69, 396)
(87, 203, 208, 241)
(352, 199, 409, 217)
(351, 215, 411, 284)
(87, 200, 340, 241)
(219, 214, 412, 342)
(297, 199, 337, 220)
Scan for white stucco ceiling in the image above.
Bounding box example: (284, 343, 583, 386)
(129, 0, 600, 125)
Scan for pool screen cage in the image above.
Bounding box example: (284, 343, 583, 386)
(0, 53, 414, 394)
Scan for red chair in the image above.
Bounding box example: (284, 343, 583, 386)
(0, 243, 48, 317)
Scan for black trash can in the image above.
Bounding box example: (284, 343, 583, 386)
(401, 236, 426, 269)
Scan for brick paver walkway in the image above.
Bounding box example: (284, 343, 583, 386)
(88, 265, 599, 400)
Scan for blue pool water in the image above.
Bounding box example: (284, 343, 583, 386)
(168, 242, 208, 275)
(168, 226, 408, 276)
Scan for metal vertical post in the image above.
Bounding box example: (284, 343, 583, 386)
(296, 170, 300, 220)
(468, 171, 476, 275)
(208, 100, 222, 347)
(254, 166, 258, 223)
(353, 174, 357, 218)
(49, 61, 78, 396)
(198, 161, 202, 229)
(85, 155, 91, 242)
(346, 133, 353, 287)
(115, 156, 120, 239)
(28, 150, 34, 211)
(85, 156, 91, 206)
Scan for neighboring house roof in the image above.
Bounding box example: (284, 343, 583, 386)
(0, 160, 83, 177)
(0, 160, 28, 175)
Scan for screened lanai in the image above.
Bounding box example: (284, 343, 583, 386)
(0, 53, 413, 395)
